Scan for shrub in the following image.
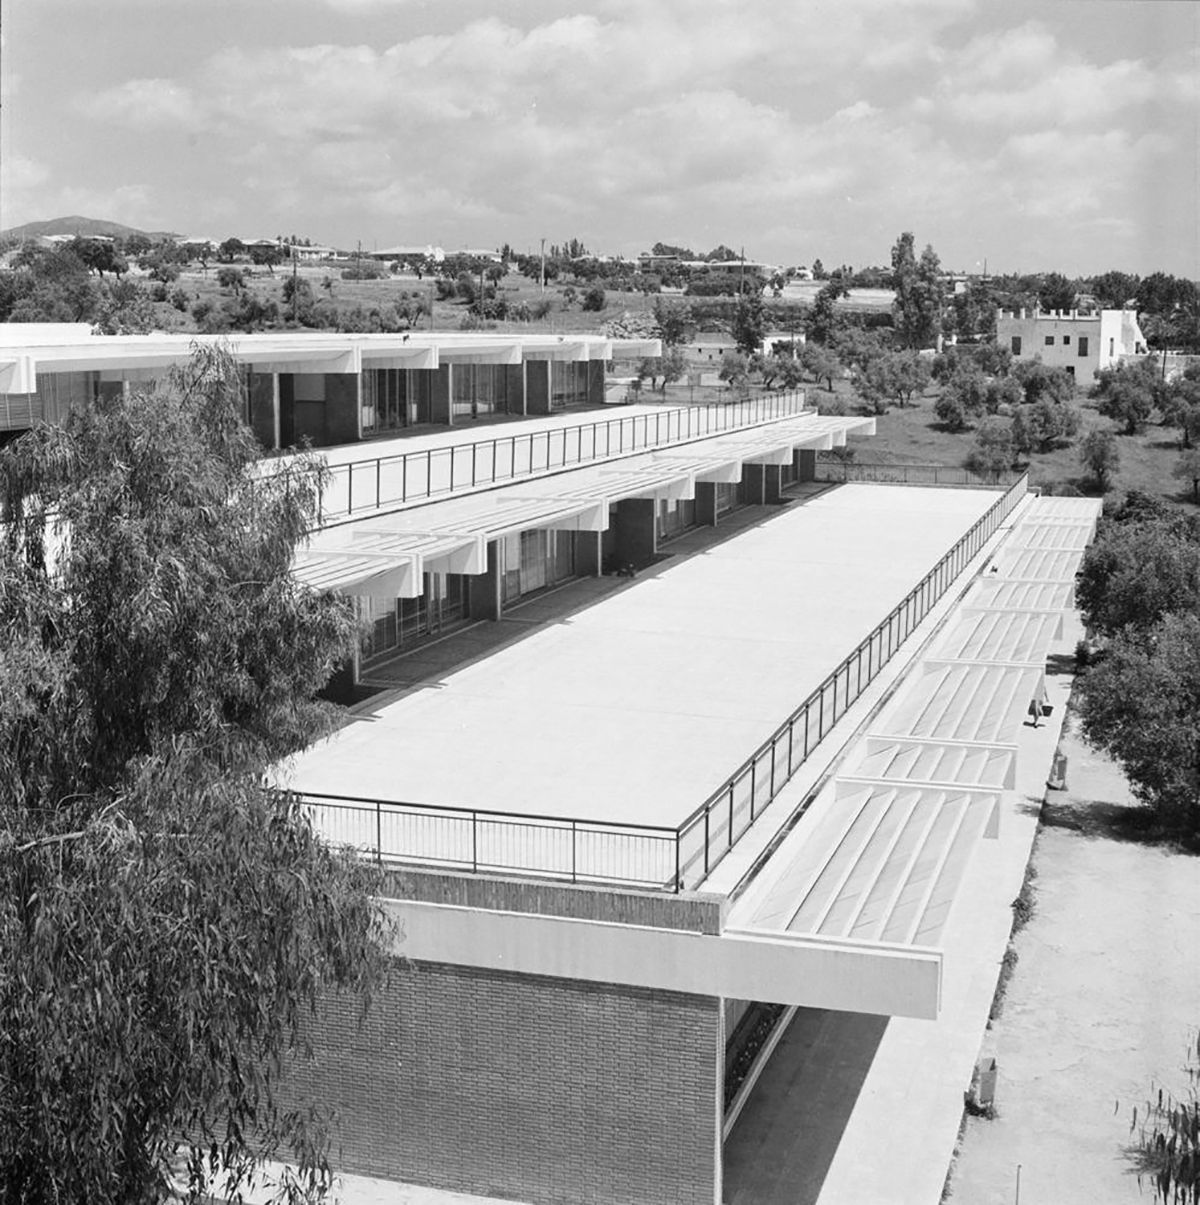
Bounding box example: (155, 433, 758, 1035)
(581, 285, 606, 312)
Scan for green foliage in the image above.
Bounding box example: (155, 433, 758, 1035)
(580, 285, 606, 312)
(0, 347, 389, 1201)
(937, 366, 990, 429)
(1079, 428, 1120, 491)
(0, 244, 100, 324)
(1128, 1032, 1200, 1202)
(69, 237, 128, 279)
(806, 278, 848, 345)
(92, 279, 158, 335)
(854, 349, 931, 413)
(1012, 359, 1075, 407)
(1091, 358, 1161, 434)
(216, 266, 246, 293)
(1174, 448, 1200, 504)
(652, 298, 693, 347)
(718, 350, 749, 388)
(1088, 270, 1140, 310)
(1160, 366, 1200, 449)
(1011, 398, 1082, 454)
(965, 416, 1015, 478)
(800, 342, 841, 392)
(1037, 271, 1077, 312)
(731, 293, 766, 356)
(218, 237, 246, 264)
(1077, 518, 1200, 640)
(1136, 273, 1200, 353)
(1078, 612, 1200, 836)
(890, 232, 944, 350)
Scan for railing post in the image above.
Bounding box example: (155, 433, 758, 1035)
(571, 820, 577, 883)
(750, 761, 757, 822)
(347, 463, 353, 516)
(472, 811, 478, 873)
(427, 449, 432, 497)
(728, 784, 735, 849)
(402, 454, 408, 502)
(704, 808, 710, 874)
(675, 832, 682, 892)
(472, 442, 477, 487)
(375, 801, 382, 866)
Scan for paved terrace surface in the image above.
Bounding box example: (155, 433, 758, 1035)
(282, 484, 999, 830)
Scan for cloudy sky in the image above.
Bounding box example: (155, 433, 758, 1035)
(3, 0, 1197, 276)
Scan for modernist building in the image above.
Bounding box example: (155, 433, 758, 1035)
(0, 324, 1100, 1203)
(995, 306, 1148, 377)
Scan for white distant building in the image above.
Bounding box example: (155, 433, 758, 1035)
(996, 307, 1148, 378)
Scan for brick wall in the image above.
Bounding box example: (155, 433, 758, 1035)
(287, 960, 723, 1205)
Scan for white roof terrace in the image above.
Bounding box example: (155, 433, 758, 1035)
(283, 485, 1003, 831)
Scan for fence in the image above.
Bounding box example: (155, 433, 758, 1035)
(282, 391, 810, 526)
(816, 460, 1023, 488)
(300, 472, 1029, 891)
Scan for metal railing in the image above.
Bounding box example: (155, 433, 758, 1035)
(300, 473, 1028, 892)
(284, 391, 810, 526)
(816, 460, 1023, 488)
(673, 472, 1028, 888)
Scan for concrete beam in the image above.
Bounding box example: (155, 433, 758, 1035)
(381, 898, 943, 1020)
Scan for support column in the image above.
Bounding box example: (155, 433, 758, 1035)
(505, 363, 526, 416)
(324, 373, 360, 445)
(525, 359, 552, 415)
(430, 365, 452, 425)
(695, 481, 719, 527)
(613, 497, 657, 570)
(468, 540, 502, 621)
(795, 448, 817, 483)
(764, 464, 783, 504)
(743, 463, 767, 506)
(575, 530, 603, 577)
(587, 359, 606, 406)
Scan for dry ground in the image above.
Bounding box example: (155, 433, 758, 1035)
(946, 710, 1200, 1204)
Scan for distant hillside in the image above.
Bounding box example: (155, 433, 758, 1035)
(0, 215, 180, 242)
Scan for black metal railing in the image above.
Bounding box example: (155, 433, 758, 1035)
(300, 472, 1028, 891)
(273, 392, 810, 526)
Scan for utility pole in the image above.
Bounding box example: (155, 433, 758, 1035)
(540, 238, 546, 294)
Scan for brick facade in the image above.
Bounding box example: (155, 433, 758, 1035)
(288, 960, 723, 1205)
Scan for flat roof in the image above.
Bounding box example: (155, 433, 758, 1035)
(281, 484, 1001, 830)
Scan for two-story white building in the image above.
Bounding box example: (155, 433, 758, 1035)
(996, 307, 1148, 378)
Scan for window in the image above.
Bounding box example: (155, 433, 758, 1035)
(1078, 336, 1089, 357)
(1044, 335, 1055, 346)
(1011, 336, 1022, 355)
(1062, 335, 1071, 345)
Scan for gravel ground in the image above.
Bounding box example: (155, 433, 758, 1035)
(946, 709, 1200, 1205)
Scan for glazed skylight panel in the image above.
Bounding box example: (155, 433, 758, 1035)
(993, 546, 1084, 582)
(963, 580, 1074, 613)
(875, 663, 1044, 745)
(1008, 522, 1095, 552)
(851, 739, 1015, 790)
(931, 609, 1062, 665)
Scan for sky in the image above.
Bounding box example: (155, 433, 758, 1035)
(2, 0, 1197, 277)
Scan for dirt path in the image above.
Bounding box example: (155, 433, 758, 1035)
(946, 710, 1200, 1204)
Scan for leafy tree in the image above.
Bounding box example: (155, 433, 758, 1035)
(1079, 428, 1121, 492)
(950, 280, 1000, 341)
(652, 298, 693, 347)
(1011, 397, 1082, 454)
(731, 293, 766, 356)
(1078, 612, 1200, 836)
(890, 232, 945, 349)
(1174, 448, 1200, 505)
(0, 347, 389, 1202)
(144, 254, 182, 284)
(718, 350, 749, 390)
(92, 279, 157, 335)
(282, 275, 317, 326)
(985, 375, 1025, 414)
(1037, 271, 1076, 312)
(938, 366, 990, 428)
(1078, 517, 1200, 640)
(811, 259, 827, 280)
(1091, 358, 1160, 434)
(1159, 366, 1200, 448)
(218, 237, 246, 264)
(0, 245, 100, 324)
(1011, 359, 1075, 406)
(217, 266, 246, 293)
(580, 285, 606, 312)
(965, 416, 1015, 478)
(1088, 270, 1140, 311)
(832, 326, 884, 374)
(69, 237, 128, 279)
(249, 244, 283, 274)
(1136, 273, 1200, 353)
(801, 342, 841, 392)
(806, 278, 848, 345)
(856, 350, 931, 413)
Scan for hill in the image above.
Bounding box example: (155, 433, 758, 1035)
(0, 215, 179, 242)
